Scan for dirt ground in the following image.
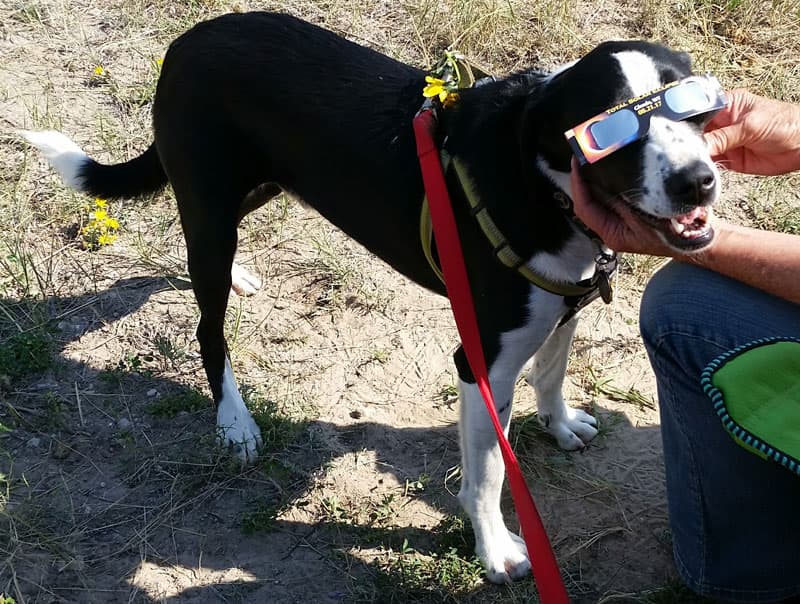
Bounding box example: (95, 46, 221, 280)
(0, 1, 797, 603)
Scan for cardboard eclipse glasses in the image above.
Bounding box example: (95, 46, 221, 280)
(565, 75, 727, 165)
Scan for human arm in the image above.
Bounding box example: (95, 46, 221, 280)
(570, 159, 800, 305)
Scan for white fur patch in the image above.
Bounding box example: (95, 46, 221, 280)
(217, 357, 262, 462)
(611, 51, 662, 96)
(20, 130, 88, 190)
(526, 320, 597, 450)
(457, 287, 574, 583)
(230, 262, 262, 297)
(612, 52, 720, 216)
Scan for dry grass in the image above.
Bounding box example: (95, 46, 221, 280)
(0, 0, 797, 602)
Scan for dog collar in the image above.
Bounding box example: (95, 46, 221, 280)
(419, 154, 616, 300)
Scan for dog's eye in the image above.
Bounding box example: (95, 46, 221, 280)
(684, 113, 711, 128)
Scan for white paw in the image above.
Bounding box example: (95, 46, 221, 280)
(478, 529, 531, 584)
(541, 406, 598, 451)
(217, 398, 261, 464)
(230, 262, 262, 297)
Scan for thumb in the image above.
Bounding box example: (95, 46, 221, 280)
(704, 124, 745, 157)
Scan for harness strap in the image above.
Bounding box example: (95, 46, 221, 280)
(419, 156, 611, 298)
(413, 107, 570, 603)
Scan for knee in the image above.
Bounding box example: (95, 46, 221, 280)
(639, 261, 717, 353)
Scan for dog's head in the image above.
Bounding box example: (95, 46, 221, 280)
(531, 41, 720, 251)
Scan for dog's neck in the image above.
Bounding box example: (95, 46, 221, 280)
(536, 157, 573, 202)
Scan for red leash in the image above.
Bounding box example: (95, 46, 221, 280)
(413, 108, 569, 603)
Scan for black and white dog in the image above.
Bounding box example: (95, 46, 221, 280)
(22, 12, 718, 583)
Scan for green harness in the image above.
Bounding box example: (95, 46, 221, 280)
(418, 51, 616, 306)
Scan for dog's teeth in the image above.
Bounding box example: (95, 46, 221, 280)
(670, 218, 685, 235)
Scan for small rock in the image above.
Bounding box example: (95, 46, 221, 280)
(26, 436, 41, 448)
(117, 417, 132, 432)
(147, 389, 158, 397)
(52, 441, 70, 460)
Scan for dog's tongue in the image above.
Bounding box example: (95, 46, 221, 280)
(668, 206, 711, 240)
(675, 206, 707, 226)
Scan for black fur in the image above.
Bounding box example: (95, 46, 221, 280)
(73, 11, 699, 397)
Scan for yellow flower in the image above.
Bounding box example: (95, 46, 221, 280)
(98, 233, 117, 246)
(95, 198, 107, 208)
(93, 65, 105, 76)
(105, 217, 119, 230)
(422, 75, 458, 106)
(156, 58, 164, 67)
(422, 76, 446, 99)
(92, 208, 108, 221)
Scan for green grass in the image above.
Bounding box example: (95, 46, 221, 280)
(146, 388, 210, 418)
(0, 318, 54, 388)
(586, 367, 656, 411)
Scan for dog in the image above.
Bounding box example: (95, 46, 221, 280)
(22, 11, 720, 584)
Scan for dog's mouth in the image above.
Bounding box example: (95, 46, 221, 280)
(630, 204, 715, 251)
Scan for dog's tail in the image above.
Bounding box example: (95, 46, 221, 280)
(20, 130, 168, 199)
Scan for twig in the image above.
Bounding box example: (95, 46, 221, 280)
(74, 382, 84, 426)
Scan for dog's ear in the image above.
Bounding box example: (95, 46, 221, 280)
(517, 85, 575, 174)
(676, 50, 692, 71)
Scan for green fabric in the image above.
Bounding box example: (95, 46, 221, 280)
(709, 340, 800, 471)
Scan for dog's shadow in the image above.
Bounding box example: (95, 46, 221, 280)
(0, 277, 670, 604)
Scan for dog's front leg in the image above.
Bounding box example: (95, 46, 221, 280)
(527, 317, 598, 450)
(457, 372, 530, 584)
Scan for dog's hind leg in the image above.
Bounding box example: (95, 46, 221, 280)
(172, 177, 265, 463)
(526, 317, 597, 450)
(230, 183, 282, 297)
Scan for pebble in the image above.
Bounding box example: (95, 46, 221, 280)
(147, 389, 158, 397)
(26, 436, 41, 448)
(117, 417, 132, 432)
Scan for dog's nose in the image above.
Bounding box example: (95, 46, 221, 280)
(665, 161, 717, 205)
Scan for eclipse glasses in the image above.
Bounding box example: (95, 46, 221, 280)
(565, 75, 727, 165)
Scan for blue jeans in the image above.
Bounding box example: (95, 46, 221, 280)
(640, 261, 800, 603)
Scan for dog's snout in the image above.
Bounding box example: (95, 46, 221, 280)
(665, 161, 717, 205)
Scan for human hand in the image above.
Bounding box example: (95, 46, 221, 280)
(569, 158, 678, 256)
(704, 89, 800, 176)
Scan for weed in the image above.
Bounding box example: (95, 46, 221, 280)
(146, 389, 210, 418)
(587, 367, 656, 411)
(0, 322, 54, 388)
(241, 502, 284, 534)
(368, 493, 398, 526)
(374, 546, 484, 602)
(320, 495, 349, 522)
(434, 514, 474, 557)
(404, 473, 431, 495)
(100, 353, 154, 383)
(152, 333, 187, 370)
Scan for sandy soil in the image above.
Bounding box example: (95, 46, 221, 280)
(3, 1, 779, 602)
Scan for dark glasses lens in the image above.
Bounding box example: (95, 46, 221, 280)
(589, 110, 639, 149)
(664, 80, 711, 114)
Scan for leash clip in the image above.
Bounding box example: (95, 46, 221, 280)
(594, 251, 616, 304)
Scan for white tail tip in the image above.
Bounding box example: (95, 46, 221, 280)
(20, 129, 88, 190)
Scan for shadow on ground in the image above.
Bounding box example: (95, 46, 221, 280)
(0, 277, 691, 604)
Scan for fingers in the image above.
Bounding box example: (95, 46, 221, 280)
(569, 158, 623, 246)
(703, 125, 739, 158)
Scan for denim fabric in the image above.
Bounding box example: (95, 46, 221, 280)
(639, 261, 800, 603)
